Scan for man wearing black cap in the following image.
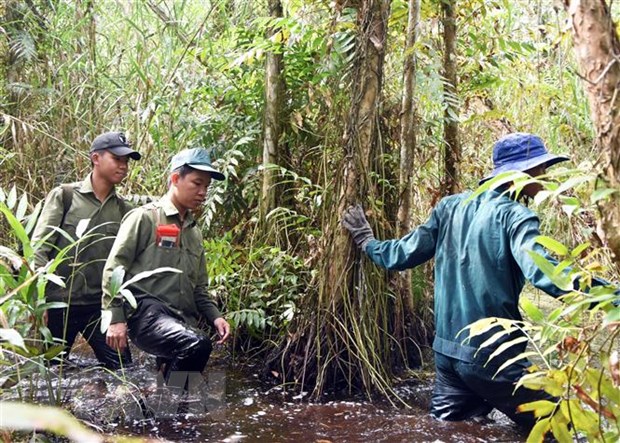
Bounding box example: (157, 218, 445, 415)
(342, 133, 615, 429)
(32, 131, 141, 369)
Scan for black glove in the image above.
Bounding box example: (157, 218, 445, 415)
(342, 204, 375, 250)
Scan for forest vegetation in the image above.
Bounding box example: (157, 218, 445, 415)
(1, 0, 619, 441)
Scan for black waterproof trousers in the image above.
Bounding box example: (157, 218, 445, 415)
(127, 297, 212, 391)
(47, 303, 132, 370)
(430, 352, 556, 429)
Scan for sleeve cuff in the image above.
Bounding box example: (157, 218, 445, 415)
(110, 306, 126, 323)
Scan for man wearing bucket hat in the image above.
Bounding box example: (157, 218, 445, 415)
(32, 131, 140, 369)
(102, 147, 230, 392)
(343, 133, 612, 429)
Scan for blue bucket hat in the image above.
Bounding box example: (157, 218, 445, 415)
(480, 133, 569, 184)
(170, 148, 225, 181)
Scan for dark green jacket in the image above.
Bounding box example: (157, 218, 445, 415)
(31, 173, 132, 306)
(102, 194, 222, 326)
(365, 190, 567, 362)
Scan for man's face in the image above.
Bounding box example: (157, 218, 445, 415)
(171, 169, 212, 211)
(92, 150, 130, 185)
(522, 164, 546, 198)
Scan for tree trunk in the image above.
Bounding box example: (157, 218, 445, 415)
(564, 0, 620, 266)
(266, 0, 396, 399)
(260, 0, 284, 220)
(393, 0, 421, 367)
(441, 0, 460, 195)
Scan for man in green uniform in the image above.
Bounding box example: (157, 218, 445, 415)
(32, 131, 140, 369)
(343, 133, 612, 429)
(102, 147, 230, 390)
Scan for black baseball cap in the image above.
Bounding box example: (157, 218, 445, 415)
(89, 132, 141, 160)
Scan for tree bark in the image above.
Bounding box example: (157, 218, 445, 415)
(441, 0, 460, 195)
(260, 0, 284, 220)
(394, 0, 421, 367)
(564, 0, 620, 266)
(267, 0, 395, 399)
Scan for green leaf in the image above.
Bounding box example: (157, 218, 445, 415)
(521, 297, 544, 322)
(121, 266, 182, 288)
(0, 401, 103, 442)
(16, 193, 28, 220)
(560, 399, 600, 434)
(44, 273, 65, 288)
(108, 265, 126, 296)
(534, 236, 568, 257)
(458, 317, 517, 340)
(7, 185, 17, 209)
(0, 328, 27, 350)
(603, 307, 620, 326)
(496, 351, 538, 376)
(518, 400, 556, 417)
(526, 416, 550, 443)
(100, 310, 112, 334)
(570, 242, 590, 258)
(120, 288, 137, 309)
(549, 413, 572, 442)
(527, 251, 573, 290)
(487, 336, 529, 362)
(0, 203, 32, 259)
(590, 187, 617, 204)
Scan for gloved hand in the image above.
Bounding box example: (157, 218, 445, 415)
(342, 204, 375, 250)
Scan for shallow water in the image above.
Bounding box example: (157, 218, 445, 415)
(9, 344, 527, 443)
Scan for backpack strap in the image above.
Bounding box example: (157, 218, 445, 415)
(59, 183, 74, 227)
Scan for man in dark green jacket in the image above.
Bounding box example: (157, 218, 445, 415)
(32, 131, 140, 369)
(343, 133, 582, 429)
(102, 147, 230, 389)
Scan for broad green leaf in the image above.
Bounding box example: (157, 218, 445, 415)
(35, 302, 68, 314)
(120, 288, 137, 309)
(0, 401, 103, 442)
(16, 193, 28, 220)
(590, 187, 617, 204)
(0, 203, 32, 259)
(560, 399, 599, 434)
(520, 372, 564, 396)
(108, 265, 126, 296)
(7, 185, 17, 209)
(24, 201, 42, 236)
(603, 307, 620, 326)
(121, 266, 182, 288)
(0, 246, 22, 270)
(527, 251, 572, 290)
(100, 310, 112, 334)
(465, 171, 527, 203)
(554, 174, 591, 195)
(0, 328, 27, 350)
(549, 414, 572, 442)
(521, 297, 544, 322)
(535, 236, 568, 257)
(526, 416, 550, 443)
(533, 190, 552, 206)
(518, 399, 556, 417)
(44, 273, 65, 288)
(570, 242, 590, 258)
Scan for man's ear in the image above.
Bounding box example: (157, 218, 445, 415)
(170, 171, 180, 186)
(90, 152, 100, 166)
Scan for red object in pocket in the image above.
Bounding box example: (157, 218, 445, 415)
(156, 224, 180, 248)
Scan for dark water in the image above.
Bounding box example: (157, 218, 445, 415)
(11, 344, 526, 443)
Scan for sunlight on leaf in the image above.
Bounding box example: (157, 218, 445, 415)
(100, 309, 112, 334)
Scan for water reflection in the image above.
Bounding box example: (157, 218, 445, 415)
(6, 345, 526, 442)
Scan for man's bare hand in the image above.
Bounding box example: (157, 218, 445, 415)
(213, 317, 231, 344)
(106, 322, 128, 351)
